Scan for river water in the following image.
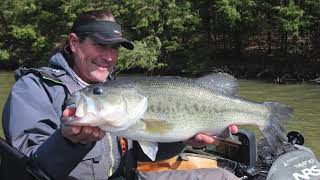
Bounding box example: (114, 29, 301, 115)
(0, 71, 319, 158)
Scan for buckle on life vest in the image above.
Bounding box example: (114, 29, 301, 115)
(120, 137, 128, 155)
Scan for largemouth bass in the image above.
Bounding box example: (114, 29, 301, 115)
(64, 73, 293, 160)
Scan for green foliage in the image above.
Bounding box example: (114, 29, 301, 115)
(216, 0, 241, 26)
(215, 0, 256, 28)
(9, 25, 37, 40)
(117, 36, 165, 72)
(110, 0, 201, 56)
(0, 0, 68, 66)
(273, 0, 306, 38)
(0, 50, 10, 61)
(0, 0, 319, 73)
(32, 36, 48, 52)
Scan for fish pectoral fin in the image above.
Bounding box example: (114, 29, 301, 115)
(141, 119, 173, 134)
(217, 127, 242, 145)
(138, 141, 158, 161)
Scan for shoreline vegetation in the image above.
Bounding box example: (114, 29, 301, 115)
(1, 1, 320, 84)
(123, 55, 320, 85)
(2, 55, 320, 85)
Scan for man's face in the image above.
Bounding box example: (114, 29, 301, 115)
(70, 33, 119, 83)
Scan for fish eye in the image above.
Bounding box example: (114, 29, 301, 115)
(93, 87, 103, 95)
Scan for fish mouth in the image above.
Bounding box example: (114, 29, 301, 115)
(64, 92, 77, 108)
(65, 91, 96, 118)
(65, 91, 82, 108)
(62, 112, 98, 126)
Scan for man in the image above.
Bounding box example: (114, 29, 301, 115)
(2, 9, 238, 179)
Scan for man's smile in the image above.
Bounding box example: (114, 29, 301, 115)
(92, 61, 109, 68)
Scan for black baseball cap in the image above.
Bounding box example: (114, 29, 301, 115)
(71, 20, 134, 50)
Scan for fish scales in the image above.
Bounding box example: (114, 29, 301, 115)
(64, 74, 293, 160)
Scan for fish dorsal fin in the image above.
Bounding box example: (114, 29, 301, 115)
(196, 73, 239, 96)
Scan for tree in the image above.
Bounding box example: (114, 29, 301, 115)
(214, 0, 258, 57)
(273, 0, 307, 56)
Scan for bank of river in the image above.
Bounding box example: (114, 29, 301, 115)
(0, 71, 319, 158)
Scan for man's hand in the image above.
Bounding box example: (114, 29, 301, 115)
(61, 108, 106, 144)
(184, 125, 238, 148)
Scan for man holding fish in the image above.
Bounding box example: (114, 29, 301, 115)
(2, 9, 260, 180)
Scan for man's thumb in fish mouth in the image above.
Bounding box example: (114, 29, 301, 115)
(63, 108, 76, 117)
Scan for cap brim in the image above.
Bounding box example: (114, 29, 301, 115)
(89, 34, 134, 50)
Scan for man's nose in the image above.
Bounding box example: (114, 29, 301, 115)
(102, 49, 114, 61)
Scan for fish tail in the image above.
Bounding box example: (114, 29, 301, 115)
(260, 102, 293, 154)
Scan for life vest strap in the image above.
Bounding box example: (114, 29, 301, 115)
(119, 137, 128, 155)
(137, 153, 218, 172)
